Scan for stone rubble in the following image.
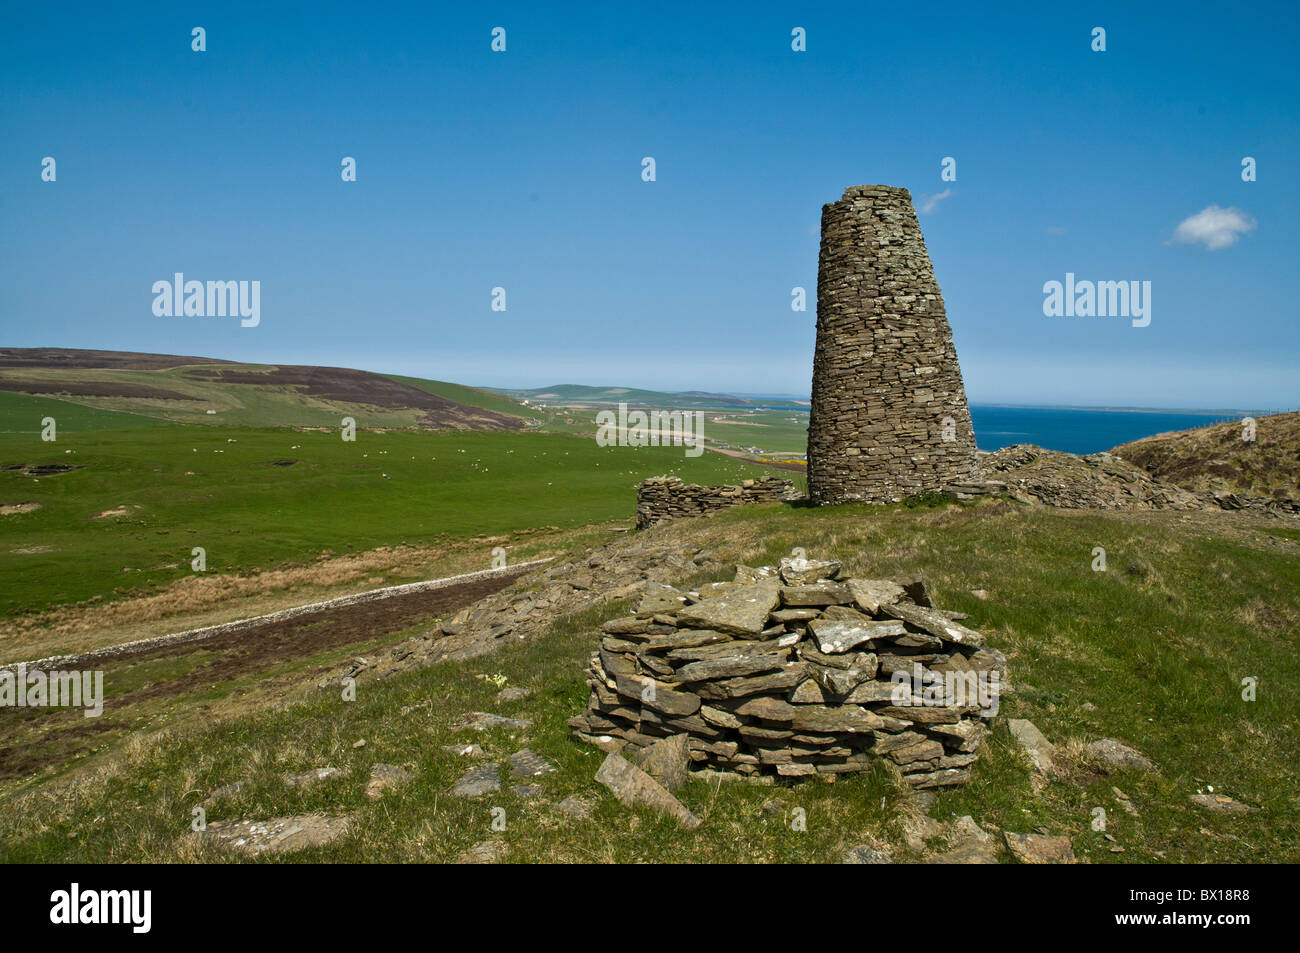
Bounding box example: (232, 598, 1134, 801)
(337, 535, 725, 679)
(982, 446, 1206, 510)
(569, 555, 1002, 787)
(195, 814, 351, 857)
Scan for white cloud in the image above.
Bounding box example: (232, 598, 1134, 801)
(1045, 225, 1066, 236)
(919, 189, 953, 214)
(1170, 205, 1255, 250)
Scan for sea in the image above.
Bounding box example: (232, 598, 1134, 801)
(968, 405, 1247, 455)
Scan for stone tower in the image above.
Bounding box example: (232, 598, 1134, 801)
(807, 185, 980, 504)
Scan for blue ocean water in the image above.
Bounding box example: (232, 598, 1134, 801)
(969, 405, 1239, 455)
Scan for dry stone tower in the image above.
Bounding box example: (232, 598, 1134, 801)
(807, 185, 981, 504)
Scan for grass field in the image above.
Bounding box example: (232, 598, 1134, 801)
(1, 498, 1295, 863)
(0, 422, 774, 625)
(0, 391, 166, 433)
(701, 409, 809, 455)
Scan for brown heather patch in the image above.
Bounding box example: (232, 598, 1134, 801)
(1112, 410, 1300, 497)
(1232, 597, 1298, 635)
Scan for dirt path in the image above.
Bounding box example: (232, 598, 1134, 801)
(0, 563, 545, 781)
(3, 560, 550, 674)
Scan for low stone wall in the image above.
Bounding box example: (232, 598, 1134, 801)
(636, 476, 800, 529)
(568, 557, 1003, 787)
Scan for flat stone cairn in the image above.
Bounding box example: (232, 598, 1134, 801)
(569, 555, 1003, 787)
(807, 185, 982, 505)
(636, 475, 800, 529)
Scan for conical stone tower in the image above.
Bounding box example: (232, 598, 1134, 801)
(807, 185, 980, 504)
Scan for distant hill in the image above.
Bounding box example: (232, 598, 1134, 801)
(0, 347, 234, 371)
(1110, 411, 1300, 498)
(0, 348, 527, 431)
(492, 384, 807, 410)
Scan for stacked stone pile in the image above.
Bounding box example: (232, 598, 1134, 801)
(569, 556, 1004, 788)
(636, 475, 800, 529)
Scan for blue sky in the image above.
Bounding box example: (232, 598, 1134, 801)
(2, 2, 1296, 408)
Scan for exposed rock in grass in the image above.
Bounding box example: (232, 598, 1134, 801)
(196, 814, 350, 856)
(452, 711, 532, 732)
(1086, 738, 1157, 772)
(457, 838, 507, 864)
(1004, 832, 1076, 864)
(554, 796, 592, 819)
(494, 686, 530, 704)
(902, 814, 947, 852)
(1189, 793, 1258, 815)
(1008, 718, 1056, 773)
(365, 763, 411, 799)
(508, 748, 555, 778)
(285, 766, 344, 788)
(926, 839, 999, 864)
(451, 763, 501, 799)
(844, 845, 894, 864)
(1113, 786, 1140, 816)
(594, 752, 701, 830)
(926, 817, 1000, 865)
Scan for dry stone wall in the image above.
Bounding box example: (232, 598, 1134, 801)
(569, 556, 1003, 786)
(808, 185, 982, 504)
(636, 475, 799, 529)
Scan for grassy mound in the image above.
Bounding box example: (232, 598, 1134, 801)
(3, 500, 1295, 863)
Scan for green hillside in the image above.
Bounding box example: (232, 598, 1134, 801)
(0, 425, 775, 623)
(385, 374, 533, 421)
